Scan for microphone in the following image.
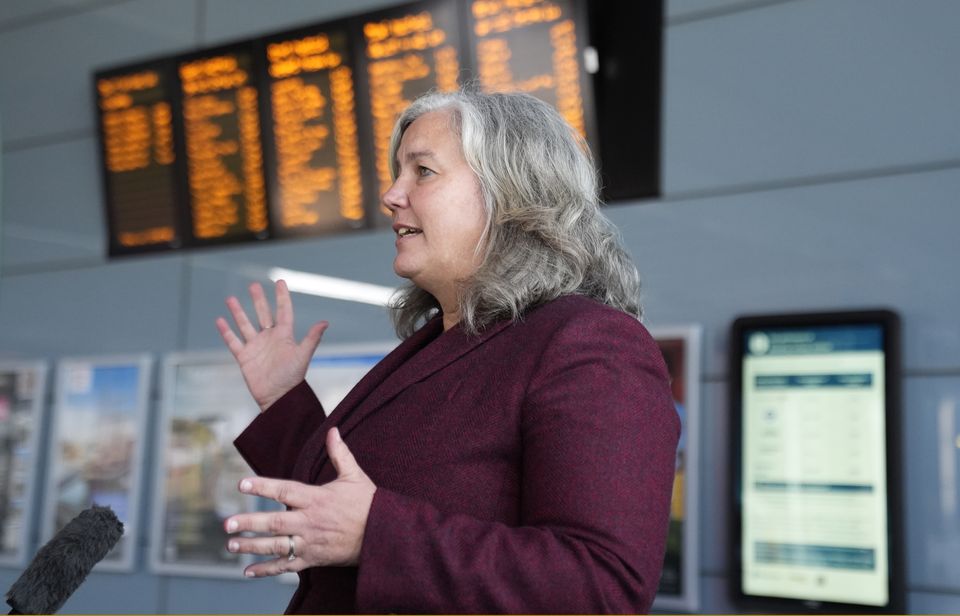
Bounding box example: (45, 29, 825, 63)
(6, 505, 124, 615)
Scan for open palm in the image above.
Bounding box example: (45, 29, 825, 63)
(216, 280, 328, 411)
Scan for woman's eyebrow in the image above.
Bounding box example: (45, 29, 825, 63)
(402, 149, 437, 163)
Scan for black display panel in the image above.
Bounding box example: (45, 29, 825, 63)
(465, 0, 595, 142)
(95, 62, 184, 254)
(260, 21, 367, 235)
(176, 44, 270, 246)
(94, 0, 663, 256)
(730, 310, 904, 613)
(356, 0, 466, 202)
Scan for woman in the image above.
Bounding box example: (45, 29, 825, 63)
(217, 90, 679, 614)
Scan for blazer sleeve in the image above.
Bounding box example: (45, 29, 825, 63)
(354, 311, 680, 614)
(233, 381, 326, 479)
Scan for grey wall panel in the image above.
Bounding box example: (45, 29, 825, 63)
(908, 589, 960, 614)
(903, 376, 960, 593)
(698, 381, 730, 575)
(667, 0, 770, 21)
(1, 137, 104, 269)
(0, 0, 105, 28)
(0, 257, 184, 357)
(608, 167, 960, 376)
(58, 571, 162, 614)
(696, 573, 740, 613)
(1, 232, 100, 273)
(162, 577, 294, 614)
(0, 0, 196, 144)
(662, 0, 960, 194)
(202, 0, 400, 46)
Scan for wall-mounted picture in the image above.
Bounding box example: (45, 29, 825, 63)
(44, 355, 152, 572)
(0, 361, 48, 567)
(152, 343, 395, 578)
(152, 352, 260, 578)
(650, 325, 701, 613)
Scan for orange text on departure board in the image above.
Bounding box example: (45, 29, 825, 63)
(268, 34, 344, 79)
(472, 0, 562, 36)
(268, 33, 364, 227)
(471, 0, 584, 137)
(97, 70, 177, 247)
(180, 56, 267, 239)
(365, 10, 460, 197)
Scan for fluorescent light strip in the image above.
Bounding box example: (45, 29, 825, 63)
(269, 268, 398, 307)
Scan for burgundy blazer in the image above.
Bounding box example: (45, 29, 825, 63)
(235, 295, 679, 614)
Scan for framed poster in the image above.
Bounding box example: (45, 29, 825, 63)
(151, 351, 260, 577)
(152, 342, 395, 578)
(730, 310, 904, 613)
(44, 354, 152, 572)
(0, 360, 48, 567)
(649, 324, 701, 613)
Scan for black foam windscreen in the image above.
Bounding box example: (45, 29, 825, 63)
(6, 505, 124, 614)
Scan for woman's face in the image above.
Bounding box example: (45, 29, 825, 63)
(383, 110, 488, 308)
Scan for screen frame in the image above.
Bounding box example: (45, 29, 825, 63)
(729, 309, 904, 613)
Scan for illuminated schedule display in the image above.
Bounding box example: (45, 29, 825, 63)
(96, 65, 182, 252)
(362, 0, 463, 198)
(468, 0, 587, 138)
(261, 27, 365, 234)
(730, 311, 904, 613)
(178, 48, 269, 244)
(95, 0, 660, 256)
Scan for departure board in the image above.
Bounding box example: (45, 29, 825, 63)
(177, 48, 269, 244)
(95, 0, 659, 257)
(468, 0, 587, 138)
(96, 64, 182, 252)
(262, 26, 365, 234)
(362, 0, 463, 198)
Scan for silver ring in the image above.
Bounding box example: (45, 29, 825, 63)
(286, 535, 296, 561)
(261, 324, 275, 330)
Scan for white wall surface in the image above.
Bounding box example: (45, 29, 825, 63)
(1, 0, 958, 612)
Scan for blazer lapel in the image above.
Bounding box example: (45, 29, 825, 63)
(303, 316, 515, 481)
(290, 318, 442, 480)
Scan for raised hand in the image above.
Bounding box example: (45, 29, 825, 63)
(224, 428, 376, 576)
(216, 280, 328, 411)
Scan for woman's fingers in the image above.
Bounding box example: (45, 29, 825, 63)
(215, 317, 244, 356)
(243, 557, 303, 578)
(275, 280, 294, 328)
(225, 509, 306, 535)
(249, 282, 274, 329)
(236, 477, 315, 509)
(225, 295, 258, 341)
(299, 321, 329, 356)
(227, 534, 298, 558)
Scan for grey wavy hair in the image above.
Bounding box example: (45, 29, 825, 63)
(388, 89, 642, 338)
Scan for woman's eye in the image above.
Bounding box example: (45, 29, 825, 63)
(417, 166, 434, 177)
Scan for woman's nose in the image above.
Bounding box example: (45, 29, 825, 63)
(381, 179, 408, 211)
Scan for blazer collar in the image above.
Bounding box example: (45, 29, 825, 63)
(299, 315, 515, 481)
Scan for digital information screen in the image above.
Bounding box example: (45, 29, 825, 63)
(96, 64, 182, 253)
(261, 25, 365, 235)
(362, 0, 463, 199)
(731, 311, 903, 613)
(94, 0, 657, 257)
(467, 0, 588, 139)
(177, 48, 269, 245)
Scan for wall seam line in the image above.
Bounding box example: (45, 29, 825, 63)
(0, 0, 134, 34)
(666, 0, 800, 27)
